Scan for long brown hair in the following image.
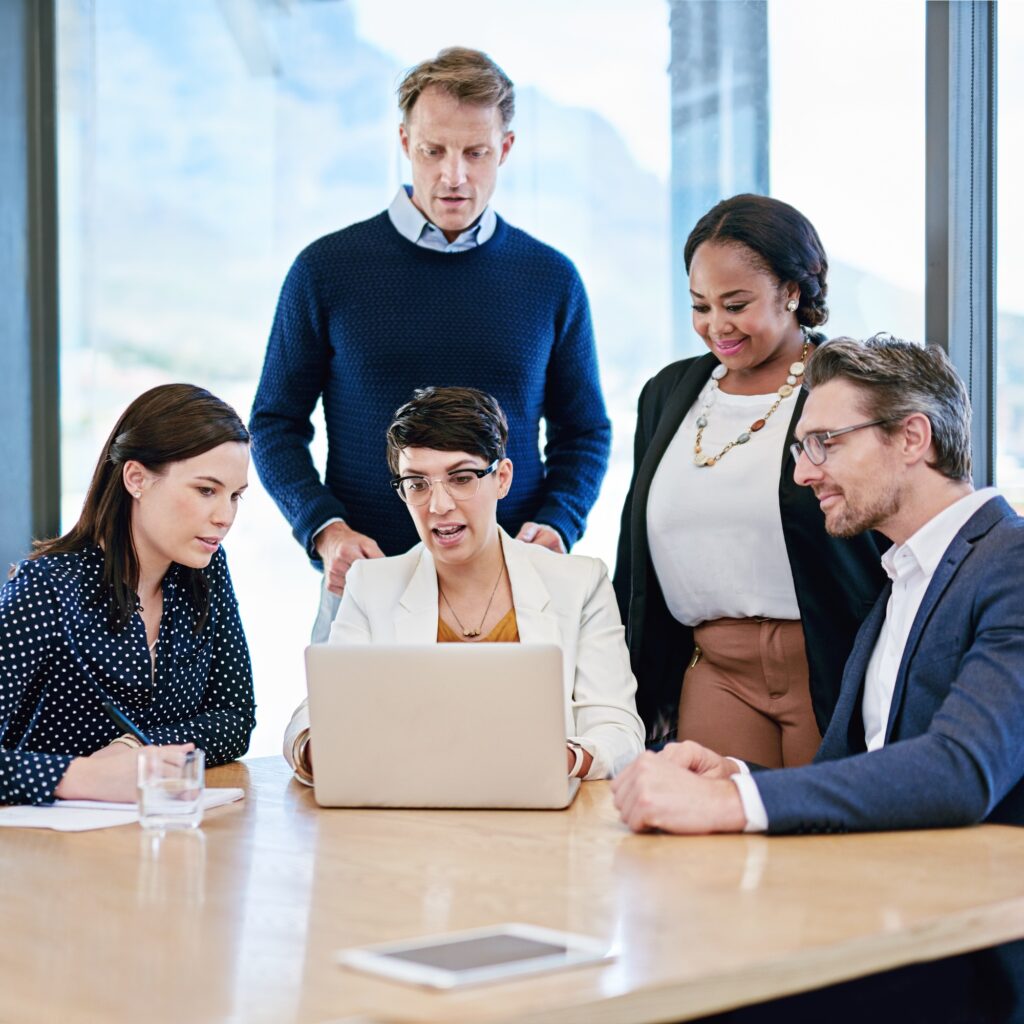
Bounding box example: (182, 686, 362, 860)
(31, 383, 249, 631)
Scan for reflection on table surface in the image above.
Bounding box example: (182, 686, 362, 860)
(4, 757, 1024, 1024)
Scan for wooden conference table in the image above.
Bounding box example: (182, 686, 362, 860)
(4, 757, 1024, 1024)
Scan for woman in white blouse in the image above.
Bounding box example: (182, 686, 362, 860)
(614, 195, 886, 767)
(285, 386, 644, 783)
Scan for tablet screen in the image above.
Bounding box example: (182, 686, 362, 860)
(382, 934, 568, 973)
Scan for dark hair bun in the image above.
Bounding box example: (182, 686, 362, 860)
(684, 194, 829, 328)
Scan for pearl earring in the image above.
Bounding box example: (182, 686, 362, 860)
(134, 491, 142, 499)
(786, 299, 798, 312)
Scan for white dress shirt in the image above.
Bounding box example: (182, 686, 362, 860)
(646, 379, 801, 626)
(733, 487, 1001, 831)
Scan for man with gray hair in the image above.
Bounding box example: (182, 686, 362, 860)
(613, 334, 1024, 1020)
(251, 47, 611, 640)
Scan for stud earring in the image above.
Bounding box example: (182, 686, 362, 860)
(134, 491, 142, 499)
(786, 299, 798, 312)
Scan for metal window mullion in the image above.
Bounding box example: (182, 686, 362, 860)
(28, 0, 61, 544)
(0, 0, 60, 570)
(926, 0, 997, 487)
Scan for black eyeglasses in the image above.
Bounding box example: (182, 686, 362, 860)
(790, 420, 891, 466)
(390, 460, 499, 506)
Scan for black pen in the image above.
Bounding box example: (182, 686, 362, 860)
(101, 700, 153, 745)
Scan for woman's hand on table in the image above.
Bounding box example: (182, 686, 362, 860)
(54, 742, 196, 802)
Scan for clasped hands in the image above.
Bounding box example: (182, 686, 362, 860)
(611, 740, 748, 834)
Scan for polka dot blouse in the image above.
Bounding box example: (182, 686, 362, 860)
(0, 544, 256, 805)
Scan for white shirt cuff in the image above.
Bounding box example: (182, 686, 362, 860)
(313, 517, 345, 541)
(730, 772, 769, 833)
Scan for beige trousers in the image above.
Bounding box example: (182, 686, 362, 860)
(677, 617, 820, 768)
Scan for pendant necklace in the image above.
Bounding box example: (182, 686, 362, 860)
(439, 560, 506, 639)
(694, 337, 811, 468)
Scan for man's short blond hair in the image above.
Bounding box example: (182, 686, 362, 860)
(397, 47, 515, 131)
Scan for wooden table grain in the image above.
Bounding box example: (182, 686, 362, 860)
(4, 756, 1024, 1024)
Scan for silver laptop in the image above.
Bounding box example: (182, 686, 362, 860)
(304, 644, 581, 809)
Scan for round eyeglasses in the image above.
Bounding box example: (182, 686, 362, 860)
(790, 419, 891, 466)
(390, 460, 499, 506)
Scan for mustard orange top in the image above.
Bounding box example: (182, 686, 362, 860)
(437, 607, 520, 643)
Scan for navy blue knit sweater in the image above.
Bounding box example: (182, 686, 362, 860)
(251, 212, 611, 560)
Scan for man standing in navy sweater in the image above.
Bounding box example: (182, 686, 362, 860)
(250, 47, 611, 639)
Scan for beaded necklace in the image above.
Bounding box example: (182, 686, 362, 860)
(693, 338, 810, 468)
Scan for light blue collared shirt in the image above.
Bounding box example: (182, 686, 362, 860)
(386, 185, 497, 252)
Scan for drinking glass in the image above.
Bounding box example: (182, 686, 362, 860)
(137, 748, 205, 830)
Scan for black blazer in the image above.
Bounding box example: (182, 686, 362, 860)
(613, 352, 888, 744)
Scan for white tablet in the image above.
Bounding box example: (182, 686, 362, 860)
(336, 923, 612, 989)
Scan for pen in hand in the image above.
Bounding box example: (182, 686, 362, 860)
(101, 701, 153, 746)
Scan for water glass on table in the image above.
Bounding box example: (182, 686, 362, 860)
(137, 747, 205, 830)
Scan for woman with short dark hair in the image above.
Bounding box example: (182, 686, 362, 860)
(0, 383, 256, 804)
(284, 386, 643, 784)
(614, 194, 886, 766)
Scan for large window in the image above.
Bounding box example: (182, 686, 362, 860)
(998, 2, 1024, 509)
(56, 1, 938, 757)
(769, 0, 925, 343)
(56, 0, 671, 756)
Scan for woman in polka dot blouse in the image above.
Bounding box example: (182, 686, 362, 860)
(0, 384, 257, 805)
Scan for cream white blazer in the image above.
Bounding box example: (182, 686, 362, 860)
(284, 530, 644, 781)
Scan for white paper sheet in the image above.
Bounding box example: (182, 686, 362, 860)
(0, 787, 244, 831)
